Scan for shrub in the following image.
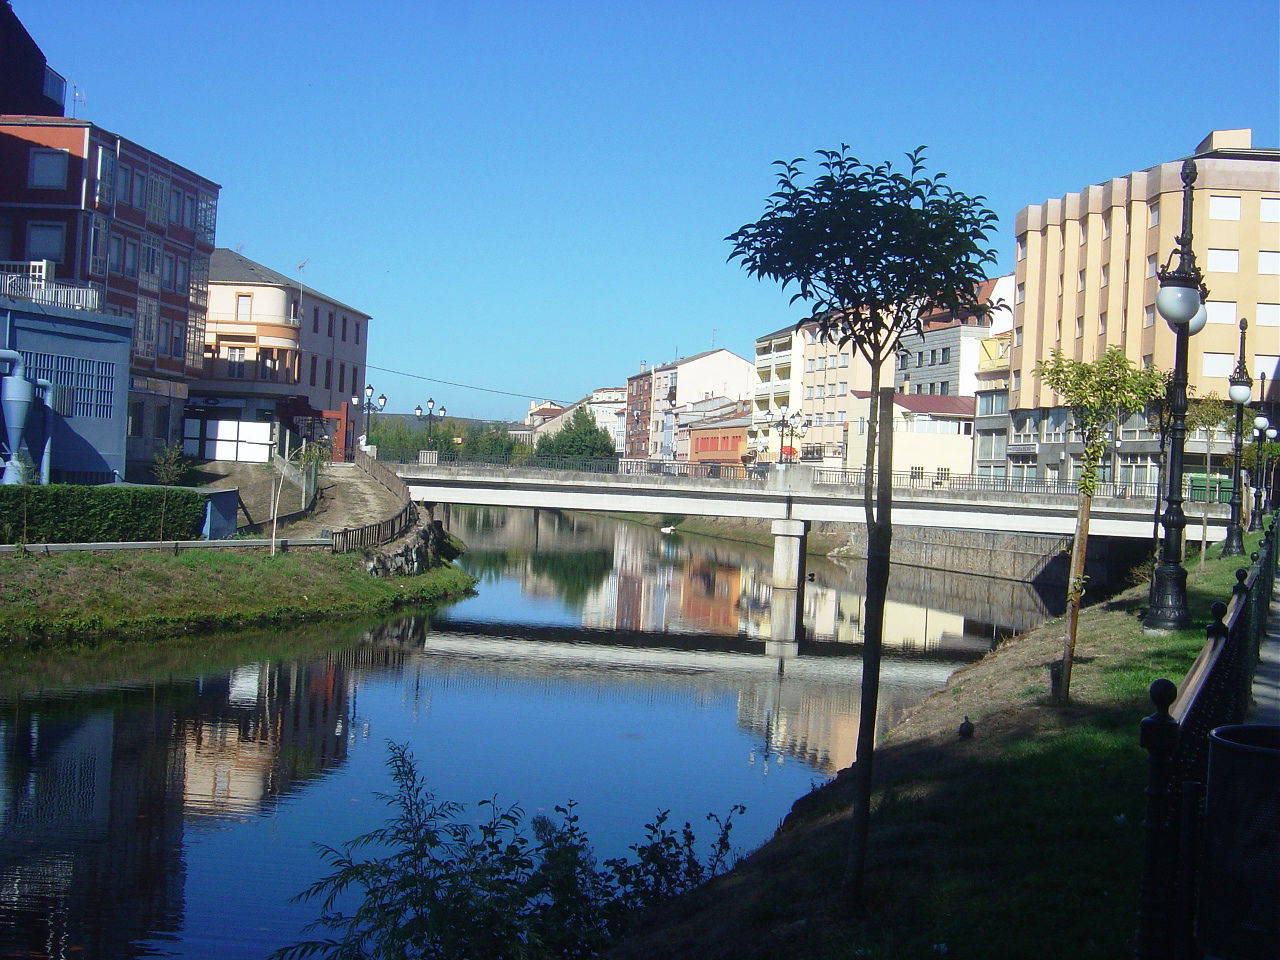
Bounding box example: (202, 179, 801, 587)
(0, 484, 205, 544)
(272, 742, 742, 960)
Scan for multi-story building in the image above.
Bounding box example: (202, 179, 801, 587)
(533, 387, 626, 453)
(188, 249, 369, 459)
(844, 393, 976, 478)
(973, 331, 1013, 478)
(895, 275, 1015, 399)
(0, 117, 219, 470)
(625, 349, 752, 459)
(1008, 129, 1279, 483)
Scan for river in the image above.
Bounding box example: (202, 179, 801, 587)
(0, 509, 1062, 957)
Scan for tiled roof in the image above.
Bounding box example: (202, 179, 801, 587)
(850, 391, 975, 416)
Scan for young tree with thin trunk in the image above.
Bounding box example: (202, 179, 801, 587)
(1035, 347, 1163, 703)
(727, 145, 998, 908)
(1182, 395, 1231, 565)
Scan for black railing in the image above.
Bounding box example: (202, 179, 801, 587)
(1134, 514, 1277, 960)
(332, 451, 416, 554)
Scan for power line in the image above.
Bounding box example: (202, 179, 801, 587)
(364, 363, 573, 406)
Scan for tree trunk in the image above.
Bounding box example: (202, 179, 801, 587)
(1200, 446, 1210, 567)
(1058, 491, 1092, 703)
(843, 384, 895, 909)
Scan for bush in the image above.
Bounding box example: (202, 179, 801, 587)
(273, 742, 742, 960)
(0, 484, 206, 544)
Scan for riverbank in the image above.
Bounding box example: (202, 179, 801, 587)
(0, 548, 476, 646)
(604, 539, 1256, 960)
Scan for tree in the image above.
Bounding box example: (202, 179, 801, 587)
(1035, 347, 1163, 703)
(1183, 395, 1231, 564)
(727, 145, 998, 907)
(535, 407, 616, 459)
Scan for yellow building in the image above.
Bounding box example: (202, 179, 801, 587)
(843, 392, 975, 479)
(1009, 129, 1279, 483)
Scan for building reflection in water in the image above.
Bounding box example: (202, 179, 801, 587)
(0, 642, 407, 957)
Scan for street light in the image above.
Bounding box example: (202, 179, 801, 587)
(1145, 159, 1208, 632)
(352, 383, 387, 449)
(415, 397, 445, 449)
(771, 404, 811, 464)
(1249, 371, 1269, 531)
(1222, 318, 1252, 555)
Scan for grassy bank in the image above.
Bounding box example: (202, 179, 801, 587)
(605, 538, 1260, 960)
(0, 548, 476, 646)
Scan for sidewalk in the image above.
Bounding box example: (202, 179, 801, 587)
(1246, 573, 1280, 725)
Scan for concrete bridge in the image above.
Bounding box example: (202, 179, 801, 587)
(394, 459, 1229, 639)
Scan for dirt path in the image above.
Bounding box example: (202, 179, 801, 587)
(196, 460, 404, 536)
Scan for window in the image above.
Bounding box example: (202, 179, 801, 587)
(338, 363, 346, 394)
(1262, 198, 1280, 222)
(805, 358, 815, 372)
(154, 403, 170, 441)
(1201, 352, 1234, 378)
(977, 391, 1009, 416)
(162, 252, 176, 290)
(1102, 219, 1111, 240)
(174, 257, 188, 293)
(168, 187, 183, 223)
(1100, 264, 1109, 287)
(939, 381, 950, 396)
(127, 400, 144, 437)
(26, 222, 65, 262)
(1016, 236, 1026, 261)
(227, 346, 245, 378)
(108, 235, 123, 273)
(1077, 270, 1086, 291)
(977, 429, 1008, 460)
(1099, 312, 1107, 334)
(29, 149, 68, 189)
(1075, 316, 1084, 338)
(354, 321, 361, 345)
(139, 234, 162, 291)
(124, 238, 139, 277)
(1147, 255, 1157, 278)
(1142, 353, 1154, 369)
(916, 352, 924, 368)
(1259, 251, 1280, 275)
(1079, 222, 1088, 245)
(838, 381, 847, 396)
(909, 466, 925, 481)
(1149, 203, 1160, 227)
(1045, 407, 1068, 442)
(1258, 303, 1280, 327)
(341, 315, 348, 341)
(1206, 248, 1239, 273)
(929, 349, 938, 365)
(1144, 305, 1155, 327)
(1011, 370, 1021, 391)
(133, 169, 146, 207)
(325, 359, 332, 389)
(1011, 410, 1038, 443)
(1206, 300, 1237, 325)
(1209, 195, 1241, 220)
(116, 162, 132, 204)
(312, 306, 319, 333)
(839, 353, 849, 367)
(235, 294, 252, 322)
(184, 194, 196, 230)
(309, 356, 317, 386)
(327, 311, 334, 337)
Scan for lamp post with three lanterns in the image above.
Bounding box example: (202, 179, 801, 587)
(1249, 370, 1270, 531)
(1222, 318, 1252, 556)
(414, 398, 445, 449)
(352, 383, 386, 451)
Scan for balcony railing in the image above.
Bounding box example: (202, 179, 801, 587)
(0, 261, 101, 312)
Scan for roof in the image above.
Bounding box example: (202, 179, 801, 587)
(851, 391, 975, 417)
(652, 347, 748, 372)
(210, 248, 370, 317)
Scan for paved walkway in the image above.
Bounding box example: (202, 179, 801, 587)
(1246, 573, 1280, 725)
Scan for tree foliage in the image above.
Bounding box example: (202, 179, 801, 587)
(535, 407, 616, 459)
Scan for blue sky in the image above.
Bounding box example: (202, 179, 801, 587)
(18, 0, 1280, 420)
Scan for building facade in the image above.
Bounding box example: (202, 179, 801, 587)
(626, 350, 752, 459)
(1008, 129, 1279, 483)
(189, 249, 369, 459)
(843, 392, 976, 478)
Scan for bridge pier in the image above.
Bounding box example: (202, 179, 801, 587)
(770, 519, 808, 641)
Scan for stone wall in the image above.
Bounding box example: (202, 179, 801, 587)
(832, 525, 1074, 584)
(363, 511, 456, 578)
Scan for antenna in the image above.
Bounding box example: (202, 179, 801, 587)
(71, 84, 86, 118)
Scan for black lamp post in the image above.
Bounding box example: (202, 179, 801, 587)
(352, 383, 386, 447)
(414, 397, 445, 449)
(1249, 374, 1269, 531)
(772, 405, 810, 463)
(1144, 159, 1208, 632)
(1222, 318, 1252, 556)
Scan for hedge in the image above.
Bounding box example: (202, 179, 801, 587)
(0, 484, 206, 544)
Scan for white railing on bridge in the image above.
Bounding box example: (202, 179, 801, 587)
(0, 260, 102, 312)
(386, 451, 1234, 506)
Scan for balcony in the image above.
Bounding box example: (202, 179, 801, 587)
(1, 261, 101, 312)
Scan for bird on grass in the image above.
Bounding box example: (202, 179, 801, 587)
(958, 716, 975, 740)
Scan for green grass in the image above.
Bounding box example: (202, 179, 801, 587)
(0, 548, 476, 646)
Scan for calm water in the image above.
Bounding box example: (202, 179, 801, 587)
(0, 509, 1058, 958)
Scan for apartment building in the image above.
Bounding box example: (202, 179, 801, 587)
(625, 349, 752, 459)
(533, 387, 626, 452)
(973, 331, 1013, 477)
(844, 392, 976, 478)
(188, 249, 370, 459)
(896, 275, 1015, 399)
(1008, 129, 1279, 484)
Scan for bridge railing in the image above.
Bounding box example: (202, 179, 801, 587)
(385, 451, 1242, 508)
(1134, 515, 1277, 959)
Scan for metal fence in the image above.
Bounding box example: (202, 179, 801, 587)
(1134, 514, 1277, 960)
(331, 451, 416, 554)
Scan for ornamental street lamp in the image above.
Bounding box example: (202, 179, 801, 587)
(1222, 318, 1252, 556)
(1249, 380, 1269, 531)
(415, 397, 445, 449)
(1145, 159, 1209, 632)
(352, 383, 386, 449)
(771, 404, 811, 464)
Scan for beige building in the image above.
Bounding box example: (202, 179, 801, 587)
(1009, 129, 1279, 482)
(843, 392, 975, 478)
